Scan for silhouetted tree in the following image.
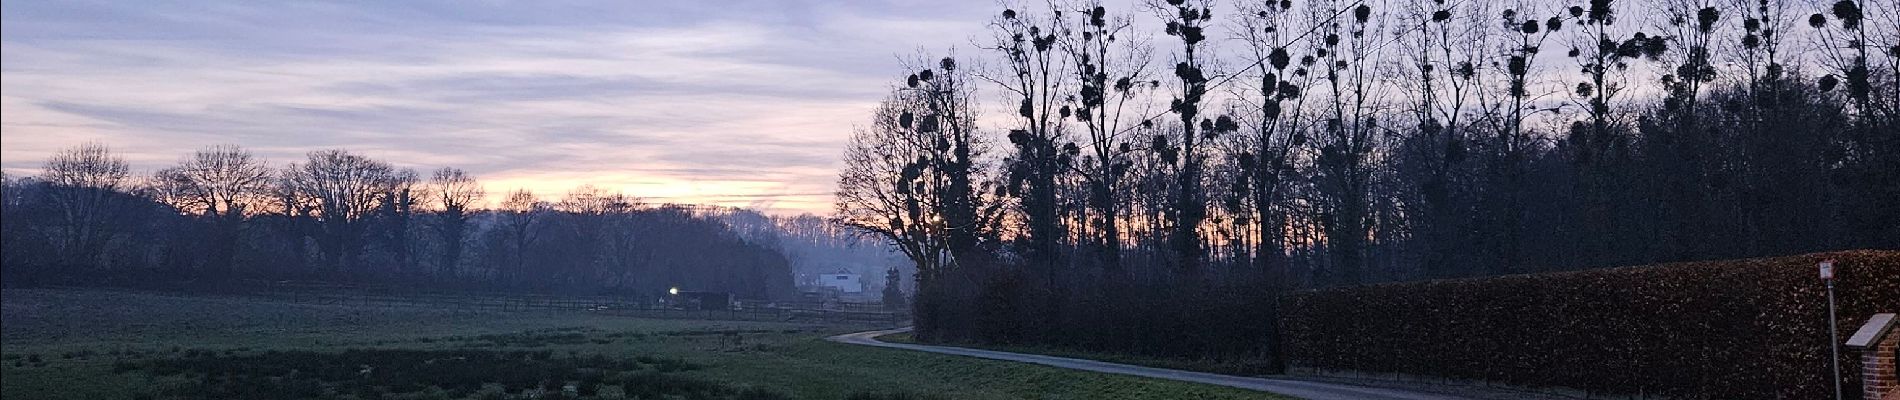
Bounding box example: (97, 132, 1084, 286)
(984, 4, 1072, 291)
(1310, 1, 1386, 285)
(428, 167, 483, 279)
(41, 143, 134, 270)
(883, 267, 907, 310)
(1808, 0, 1900, 250)
(282, 150, 401, 276)
(495, 188, 542, 285)
(1152, 0, 1224, 275)
(1061, 0, 1151, 276)
(151, 145, 272, 277)
(378, 169, 422, 276)
(1232, 0, 1312, 284)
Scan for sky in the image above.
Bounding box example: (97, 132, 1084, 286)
(10, 0, 1849, 215)
(1, 0, 1007, 215)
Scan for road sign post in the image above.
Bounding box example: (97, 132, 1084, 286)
(1822, 259, 1841, 400)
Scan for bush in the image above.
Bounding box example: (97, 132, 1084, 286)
(1280, 250, 1900, 399)
(113, 347, 732, 400)
(845, 391, 949, 400)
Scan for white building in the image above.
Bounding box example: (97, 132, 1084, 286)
(815, 272, 863, 294)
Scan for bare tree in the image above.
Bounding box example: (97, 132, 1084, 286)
(1807, 0, 1881, 120)
(1497, 5, 1564, 158)
(1565, 0, 1663, 150)
(1232, 0, 1322, 283)
(1556, 0, 1670, 266)
(41, 143, 133, 268)
(1807, 0, 1900, 249)
(282, 149, 400, 276)
(1310, 0, 1388, 285)
(1, 173, 18, 270)
(1473, 4, 1566, 274)
(1640, 0, 1727, 260)
(835, 68, 998, 339)
(552, 185, 636, 287)
(983, 3, 1072, 287)
(151, 145, 272, 275)
(1387, 0, 1499, 278)
(910, 55, 999, 261)
(1150, 0, 1231, 275)
(0, 172, 38, 279)
(497, 188, 542, 285)
(383, 168, 423, 276)
(835, 92, 956, 288)
(269, 169, 318, 273)
(428, 167, 483, 278)
(1062, 0, 1153, 275)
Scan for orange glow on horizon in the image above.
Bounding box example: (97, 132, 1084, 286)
(477, 174, 833, 216)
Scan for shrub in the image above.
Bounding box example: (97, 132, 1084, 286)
(618, 371, 726, 399)
(115, 348, 721, 400)
(734, 387, 794, 400)
(1280, 250, 1900, 399)
(845, 391, 949, 400)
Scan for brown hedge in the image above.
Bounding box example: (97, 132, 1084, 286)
(1281, 250, 1900, 399)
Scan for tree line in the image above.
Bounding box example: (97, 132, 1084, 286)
(834, 0, 1899, 369)
(2, 145, 795, 300)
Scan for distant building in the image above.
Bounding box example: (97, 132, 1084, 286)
(815, 271, 863, 294)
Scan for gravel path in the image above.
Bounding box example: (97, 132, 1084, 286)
(828, 328, 1476, 400)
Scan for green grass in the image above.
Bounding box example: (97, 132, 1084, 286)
(2, 289, 1289, 400)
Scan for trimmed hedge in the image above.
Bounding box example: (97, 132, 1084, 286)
(1281, 250, 1900, 399)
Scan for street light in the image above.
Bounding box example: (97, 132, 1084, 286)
(669, 287, 680, 296)
(1822, 259, 1841, 400)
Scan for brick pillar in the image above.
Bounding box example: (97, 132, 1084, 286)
(1872, 338, 1896, 400)
(1848, 313, 1897, 400)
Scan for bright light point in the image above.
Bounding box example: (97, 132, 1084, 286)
(669, 287, 680, 295)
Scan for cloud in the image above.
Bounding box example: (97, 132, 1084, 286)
(1, 0, 995, 215)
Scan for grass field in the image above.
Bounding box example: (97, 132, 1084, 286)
(1, 289, 1288, 400)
